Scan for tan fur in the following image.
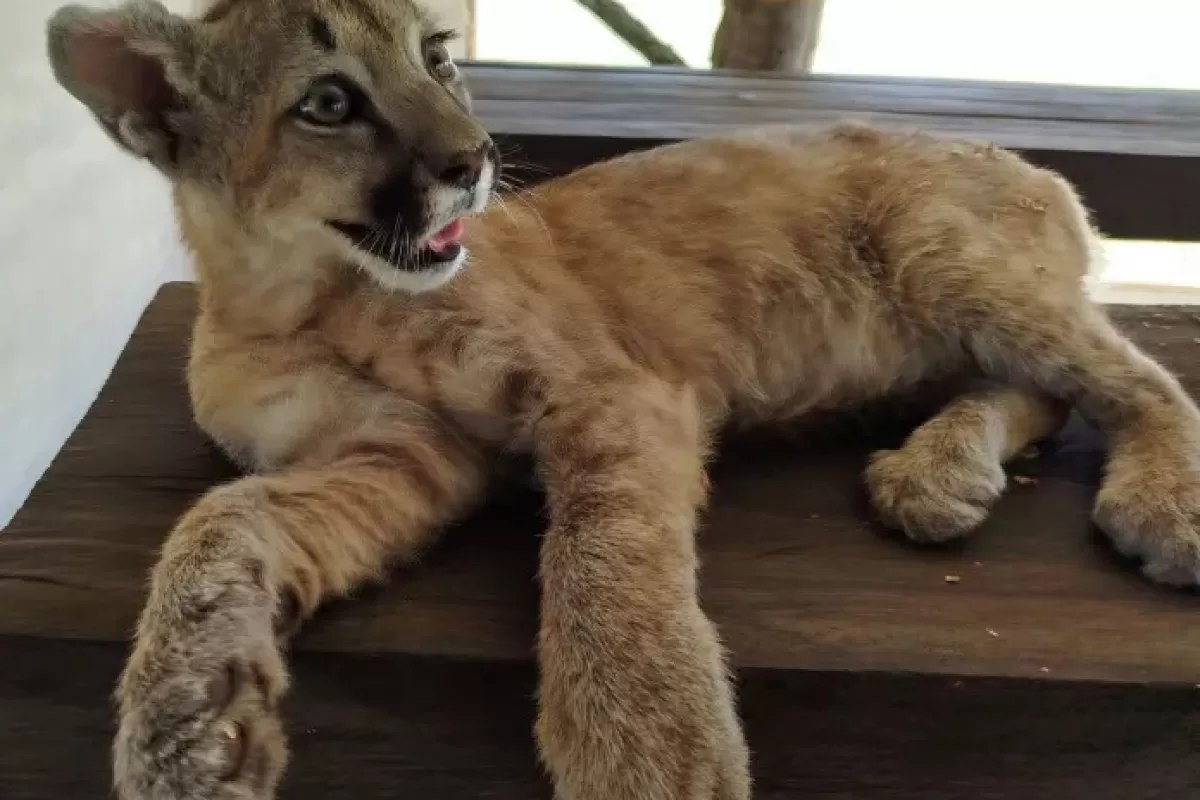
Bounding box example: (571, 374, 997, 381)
(46, 1, 1200, 798)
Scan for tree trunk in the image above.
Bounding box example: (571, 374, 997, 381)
(711, 0, 825, 72)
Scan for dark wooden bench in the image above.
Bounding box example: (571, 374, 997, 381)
(3, 65, 1200, 799)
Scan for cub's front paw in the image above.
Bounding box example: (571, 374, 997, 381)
(865, 446, 1007, 543)
(1094, 464, 1200, 587)
(113, 576, 290, 800)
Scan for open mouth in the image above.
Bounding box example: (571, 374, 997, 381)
(329, 218, 465, 271)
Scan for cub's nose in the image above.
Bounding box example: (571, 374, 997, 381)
(436, 141, 494, 189)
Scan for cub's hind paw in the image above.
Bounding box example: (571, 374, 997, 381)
(866, 446, 1006, 543)
(1094, 470, 1200, 587)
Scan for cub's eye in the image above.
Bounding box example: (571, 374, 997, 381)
(295, 77, 358, 127)
(425, 38, 457, 81)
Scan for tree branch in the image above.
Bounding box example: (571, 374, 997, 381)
(573, 0, 688, 67)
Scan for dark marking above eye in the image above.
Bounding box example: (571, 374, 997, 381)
(309, 15, 336, 51)
(428, 29, 459, 45)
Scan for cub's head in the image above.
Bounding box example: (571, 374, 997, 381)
(47, 0, 497, 292)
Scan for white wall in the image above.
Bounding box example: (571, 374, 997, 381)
(0, 0, 195, 528)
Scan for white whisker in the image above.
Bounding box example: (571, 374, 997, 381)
(490, 190, 517, 226)
(505, 188, 556, 258)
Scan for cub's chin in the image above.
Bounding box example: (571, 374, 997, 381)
(354, 245, 468, 293)
(328, 219, 469, 294)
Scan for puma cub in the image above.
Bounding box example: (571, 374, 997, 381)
(47, 0, 1200, 798)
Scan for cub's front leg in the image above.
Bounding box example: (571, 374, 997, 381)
(113, 431, 485, 800)
(533, 376, 750, 800)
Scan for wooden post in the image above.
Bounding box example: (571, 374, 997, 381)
(465, 0, 477, 59)
(711, 0, 826, 73)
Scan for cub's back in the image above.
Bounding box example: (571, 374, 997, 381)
(465, 125, 1095, 419)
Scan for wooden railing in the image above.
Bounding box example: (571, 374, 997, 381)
(463, 62, 1200, 242)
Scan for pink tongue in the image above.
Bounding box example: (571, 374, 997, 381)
(426, 219, 464, 253)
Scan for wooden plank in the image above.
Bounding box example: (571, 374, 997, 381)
(3, 284, 1199, 687)
(465, 64, 1199, 135)
(2, 637, 1196, 800)
(461, 62, 1200, 241)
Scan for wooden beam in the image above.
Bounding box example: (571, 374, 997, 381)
(712, 0, 826, 72)
(460, 62, 1200, 242)
(465, 0, 476, 59)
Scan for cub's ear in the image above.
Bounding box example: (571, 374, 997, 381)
(47, 1, 199, 173)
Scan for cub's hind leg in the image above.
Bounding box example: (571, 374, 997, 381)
(861, 144, 1200, 584)
(866, 386, 1068, 542)
(969, 300, 1200, 586)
